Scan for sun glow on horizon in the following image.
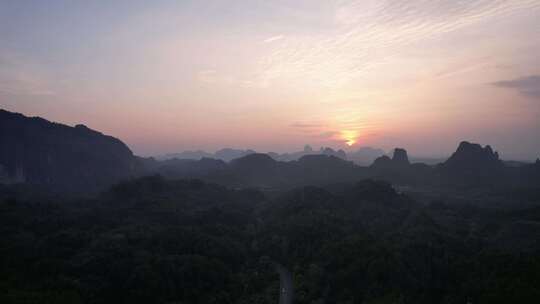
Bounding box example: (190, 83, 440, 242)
(341, 130, 358, 147)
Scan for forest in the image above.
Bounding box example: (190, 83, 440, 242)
(1, 176, 539, 303)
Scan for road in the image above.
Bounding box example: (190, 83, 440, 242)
(275, 263, 294, 304)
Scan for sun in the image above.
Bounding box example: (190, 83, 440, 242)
(340, 130, 358, 147)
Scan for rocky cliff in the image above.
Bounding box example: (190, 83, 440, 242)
(0, 109, 138, 192)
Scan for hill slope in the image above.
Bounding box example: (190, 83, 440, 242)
(0, 109, 138, 192)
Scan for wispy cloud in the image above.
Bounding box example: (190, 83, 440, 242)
(492, 75, 540, 99)
(254, 0, 540, 89)
(290, 122, 324, 129)
(263, 35, 284, 43)
(317, 130, 339, 139)
(434, 59, 491, 79)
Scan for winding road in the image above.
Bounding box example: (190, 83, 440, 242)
(275, 263, 294, 304)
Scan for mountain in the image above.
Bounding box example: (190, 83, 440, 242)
(152, 152, 365, 189)
(347, 147, 385, 165)
(215, 148, 256, 162)
(159, 145, 352, 164)
(4, 108, 535, 194)
(369, 148, 436, 185)
(437, 141, 506, 186)
(371, 148, 411, 170)
(157, 148, 255, 162)
(269, 145, 347, 162)
(227, 153, 365, 188)
(157, 150, 214, 161)
(320, 147, 347, 159)
(392, 148, 410, 166)
(371, 155, 393, 169)
(292, 154, 363, 185)
(268, 145, 317, 161)
(230, 153, 277, 170)
(364, 142, 537, 188)
(152, 157, 227, 179)
(227, 153, 282, 187)
(442, 141, 502, 171)
(409, 156, 446, 165)
(0, 109, 138, 192)
(511, 157, 540, 187)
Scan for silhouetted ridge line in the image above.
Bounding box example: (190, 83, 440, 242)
(371, 148, 411, 169)
(442, 141, 503, 171)
(2, 109, 539, 193)
(0, 108, 139, 193)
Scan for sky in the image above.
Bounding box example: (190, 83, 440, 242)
(1, 0, 540, 160)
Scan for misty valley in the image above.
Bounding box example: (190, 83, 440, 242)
(1, 109, 539, 303)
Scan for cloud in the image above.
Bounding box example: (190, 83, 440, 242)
(290, 122, 324, 129)
(317, 131, 339, 139)
(492, 75, 540, 99)
(254, 0, 540, 89)
(290, 121, 344, 141)
(263, 35, 284, 43)
(434, 60, 491, 79)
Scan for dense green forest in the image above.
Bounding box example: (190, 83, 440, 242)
(1, 176, 539, 304)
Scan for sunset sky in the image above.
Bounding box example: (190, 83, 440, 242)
(1, 0, 539, 159)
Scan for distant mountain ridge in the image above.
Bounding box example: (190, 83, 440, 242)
(158, 145, 349, 163)
(1, 109, 539, 193)
(158, 148, 256, 162)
